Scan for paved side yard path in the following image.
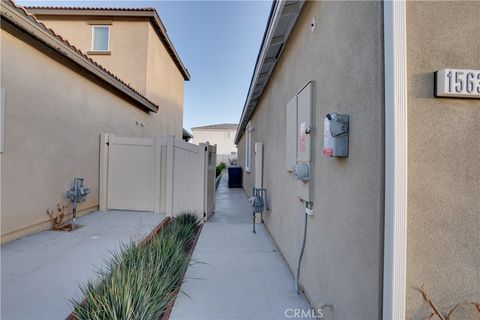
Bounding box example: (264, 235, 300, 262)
(170, 174, 311, 320)
(1, 210, 165, 320)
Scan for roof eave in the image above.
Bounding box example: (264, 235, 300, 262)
(191, 124, 238, 131)
(182, 128, 193, 139)
(1, 1, 158, 112)
(150, 10, 190, 80)
(234, 0, 305, 144)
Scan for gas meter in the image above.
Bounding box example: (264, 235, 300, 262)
(66, 177, 90, 224)
(323, 113, 349, 157)
(249, 187, 267, 233)
(249, 194, 264, 213)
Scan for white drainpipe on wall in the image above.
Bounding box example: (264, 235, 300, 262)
(383, 1, 408, 319)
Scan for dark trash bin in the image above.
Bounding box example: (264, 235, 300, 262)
(228, 166, 242, 188)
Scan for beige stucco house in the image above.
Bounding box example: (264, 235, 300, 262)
(236, 1, 479, 319)
(192, 123, 238, 165)
(25, 5, 190, 138)
(0, 1, 189, 242)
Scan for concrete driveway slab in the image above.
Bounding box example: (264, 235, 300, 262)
(1, 210, 165, 320)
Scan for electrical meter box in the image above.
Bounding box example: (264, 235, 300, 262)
(323, 113, 349, 157)
(286, 96, 297, 171)
(295, 82, 313, 202)
(297, 84, 312, 162)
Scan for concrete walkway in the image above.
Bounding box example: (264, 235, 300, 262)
(1, 210, 165, 320)
(170, 174, 311, 320)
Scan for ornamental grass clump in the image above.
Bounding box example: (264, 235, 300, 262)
(216, 162, 226, 177)
(72, 213, 199, 320)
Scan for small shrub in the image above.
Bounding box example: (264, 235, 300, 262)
(416, 284, 480, 320)
(216, 162, 226, 177)
(46, 204, 68, 230)
(72, 213, 199, 320)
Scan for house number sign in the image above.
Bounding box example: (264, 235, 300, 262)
(435, 69, 480, 98)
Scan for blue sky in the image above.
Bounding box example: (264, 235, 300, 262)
(18, 0, 272, 131)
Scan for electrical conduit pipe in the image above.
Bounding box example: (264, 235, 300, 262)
(295, 201, 309, 294)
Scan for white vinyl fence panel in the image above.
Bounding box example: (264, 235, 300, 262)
(166, 138, 205, 220)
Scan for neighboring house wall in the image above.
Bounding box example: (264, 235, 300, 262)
(33, 17, 150, 94)
(146, 25, 184, 138)
(405, 2, 480, 318)
(192, 129, 237, 164)
(31, 15, 185, 138)
(0, 25, 169, 242)
(237, 2, 384, 318)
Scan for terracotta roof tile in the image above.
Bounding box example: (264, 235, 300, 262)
(24, 6, 156, 11)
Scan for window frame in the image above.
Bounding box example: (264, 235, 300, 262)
(91, 25, 111, 52)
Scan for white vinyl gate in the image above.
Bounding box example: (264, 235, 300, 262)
(105, 136, 156, 212)
(99, 134, 216, 221)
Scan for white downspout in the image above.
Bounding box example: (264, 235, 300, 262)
(383, 1, 408, 319)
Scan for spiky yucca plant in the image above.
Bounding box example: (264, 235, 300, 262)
(72, 213, 199, 320)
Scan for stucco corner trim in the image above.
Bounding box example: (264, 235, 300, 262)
(383, 1, 408, 319)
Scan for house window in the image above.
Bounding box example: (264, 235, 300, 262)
(245, 123, 253, 172)
(91, 26, 110, 51)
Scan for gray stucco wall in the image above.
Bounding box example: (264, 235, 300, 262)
(237, 2, 384, 319)
(406, 2, 480, 319)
